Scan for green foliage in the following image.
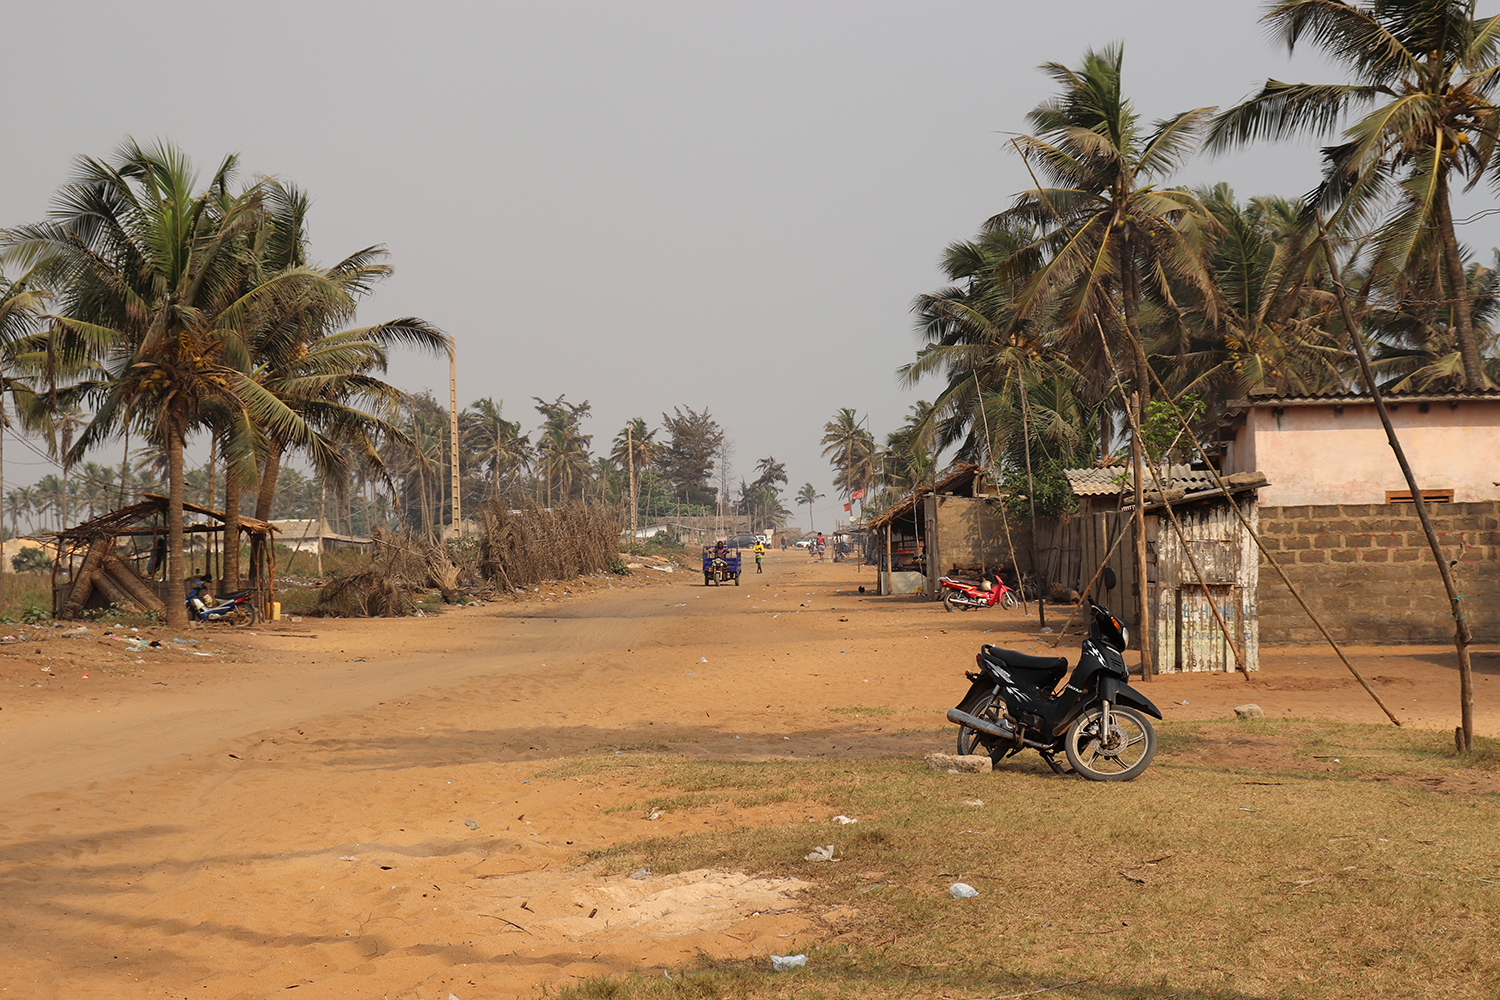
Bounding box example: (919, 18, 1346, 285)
(1141, 394, 1205, 466)
(1001, 458, 1076, 521)
(10, 546, 51, 573)
(606, 556, 630, 576)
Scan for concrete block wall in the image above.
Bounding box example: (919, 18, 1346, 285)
(1256, 502, 1500, 644)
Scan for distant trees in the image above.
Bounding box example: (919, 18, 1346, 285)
(795, 482, 823, 531)
(658, 406, 724, 508)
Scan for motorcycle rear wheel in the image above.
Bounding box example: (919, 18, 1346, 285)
(955, 691, 1000, 757)
(228, 602, 259, 627)
(942, 592, 959, 612)
(1064, 705, 1155, 781)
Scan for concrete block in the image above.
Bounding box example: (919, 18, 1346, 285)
(925, 753, 992, 773)
(1297, 549, 1328, 563)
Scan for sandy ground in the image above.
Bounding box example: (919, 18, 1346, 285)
(1, 549, 1496, 998)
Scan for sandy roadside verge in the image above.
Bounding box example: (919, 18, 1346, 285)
(0, 549, 1494, 998)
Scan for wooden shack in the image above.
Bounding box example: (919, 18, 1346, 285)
(1031, 471, 1266, 672)
(866, 463, 1029, 596)
(51, 495, 278, 620)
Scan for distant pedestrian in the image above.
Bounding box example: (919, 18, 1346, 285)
(752, 540, 765, 573)
(780, 537, 787, 550)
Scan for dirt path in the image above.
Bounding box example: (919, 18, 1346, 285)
(0, 550, 1495, 998)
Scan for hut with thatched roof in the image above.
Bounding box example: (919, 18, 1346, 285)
(51, 496, 277, 619)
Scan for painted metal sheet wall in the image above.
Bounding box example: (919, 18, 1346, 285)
(1148, 500, 1260, 672)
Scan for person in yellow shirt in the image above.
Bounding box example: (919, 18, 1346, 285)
(752, 540, 766, 573)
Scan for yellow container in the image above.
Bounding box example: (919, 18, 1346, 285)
(271, 601, 282, 621)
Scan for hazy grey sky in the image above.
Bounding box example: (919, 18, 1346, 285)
(3, 1, 1494, 526)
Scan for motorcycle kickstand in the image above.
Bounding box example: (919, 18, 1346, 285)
(1040, 752, 1070, 776)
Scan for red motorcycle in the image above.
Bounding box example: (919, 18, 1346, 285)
(939, 571, 1018, 612)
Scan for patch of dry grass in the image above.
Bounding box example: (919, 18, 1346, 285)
(543, 720, 1500, 999)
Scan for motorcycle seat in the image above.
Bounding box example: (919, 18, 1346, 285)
(980, 645, 1068, 678)
(216, 589, 251, 600)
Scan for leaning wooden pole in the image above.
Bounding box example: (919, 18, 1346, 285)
(1317, 220, 1472, 747)
(1128, 329, 1402, 726)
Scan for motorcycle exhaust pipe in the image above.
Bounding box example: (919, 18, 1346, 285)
(947, 708, 1015, 738)
(947, 708, 1051, 751)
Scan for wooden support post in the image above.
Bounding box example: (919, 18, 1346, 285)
(1131, 393, 1153, 681)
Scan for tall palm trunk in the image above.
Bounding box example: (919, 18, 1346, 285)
(1433, 177, 1486, 389)
(1118, 241, 1152, 407)
(255, 445, 282, 523)
(166, 407, 188, 627)
(224, 456, 241, 589)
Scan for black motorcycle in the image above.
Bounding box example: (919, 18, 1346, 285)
(945, 577, 1161, 781)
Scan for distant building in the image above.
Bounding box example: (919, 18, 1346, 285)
(1210, 389, 1500, 506)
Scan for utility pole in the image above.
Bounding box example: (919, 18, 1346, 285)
(627, 425, 638, 542)
(448, 338, 461, 538)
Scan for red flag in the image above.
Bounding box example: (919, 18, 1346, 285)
(850, 489, 865, 500)
(843, 503, 852, 512)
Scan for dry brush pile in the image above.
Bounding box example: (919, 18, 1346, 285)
(313, 499, 621, 617)
(315, 529, 482, 617)
(478, 498, 620, 592)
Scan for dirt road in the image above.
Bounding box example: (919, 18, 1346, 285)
(1, 550, 1494, 997)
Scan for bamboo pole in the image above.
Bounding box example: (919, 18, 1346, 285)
(1316, 220, 1470, 745)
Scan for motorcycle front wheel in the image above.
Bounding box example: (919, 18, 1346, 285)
(1001, 591, 1018, 610)
(1064, 705, 1156, 781)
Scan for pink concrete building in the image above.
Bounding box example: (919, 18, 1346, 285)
(1213, 389, 1500, 507)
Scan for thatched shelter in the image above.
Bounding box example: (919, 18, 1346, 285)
(51, 495, 277, 619)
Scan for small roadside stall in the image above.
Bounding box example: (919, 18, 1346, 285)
(866, 463, 1024, 596)
(51, 495, 279, 620)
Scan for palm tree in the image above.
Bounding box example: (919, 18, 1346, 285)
(1206, 0, 1500, 389)
(0, 266, 49, 601)
(468, 397, 530, 503)
(1002, 44, 1221, 407)
(1189, 184, 1351, 399)
(245, 181, 448, 525)
(610, 417, 657, 474)
(534, 396, 592, 503)
(821, 408, 879, 500)
(904, 218, 1066, 460)
(1370, 250, 1500, 388)
(3, 140, 348, 624)
(795, 482, 823, 531)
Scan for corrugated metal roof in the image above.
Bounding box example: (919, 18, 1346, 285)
(1064, 465, 1213, 496)
(1231, 387, 1500, 409)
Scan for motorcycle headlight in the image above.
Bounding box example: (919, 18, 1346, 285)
(1120, 625, 1130, 648)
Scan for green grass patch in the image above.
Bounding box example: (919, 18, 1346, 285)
(543, 720, 1500, 999)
